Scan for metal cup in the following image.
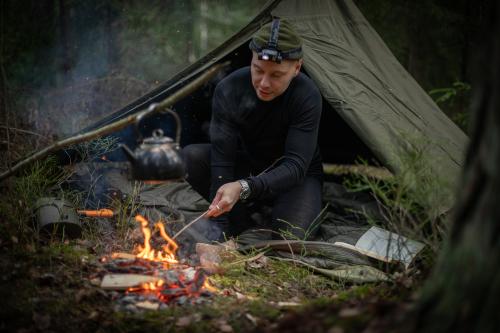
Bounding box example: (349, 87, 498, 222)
(34, 197, 82, 239)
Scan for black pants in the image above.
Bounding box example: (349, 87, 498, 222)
(181, 144, 322, 240)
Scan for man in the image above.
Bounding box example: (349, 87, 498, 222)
(182, 18, 323, 240)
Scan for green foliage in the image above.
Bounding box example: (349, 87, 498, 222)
(355, 0, 478, 133)
(428, 81, 471, 104)
(70, 136, 120, 162)
(0, 156, 73, 244)
(429, 81, 471, 130)
(344, 138, 455, 255)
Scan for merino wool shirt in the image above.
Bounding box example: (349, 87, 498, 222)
(209, 66, 323, 200)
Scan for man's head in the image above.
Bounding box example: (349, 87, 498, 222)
(249, 18, 303, 101)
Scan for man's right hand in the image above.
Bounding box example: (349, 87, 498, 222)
(206, 181, 242, 217)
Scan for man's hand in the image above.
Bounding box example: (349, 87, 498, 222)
(207, 181, 242, 217)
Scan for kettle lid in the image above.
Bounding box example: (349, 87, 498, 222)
(142, 129, 174, 145)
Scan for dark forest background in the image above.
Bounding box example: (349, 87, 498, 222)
(0, 0, 487, 142)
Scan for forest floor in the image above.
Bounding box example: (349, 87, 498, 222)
(0, 233, 419, 333)
(0, 157, 430, 332)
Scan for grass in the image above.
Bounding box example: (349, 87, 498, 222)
(343, 137, 456, 269)
(0, 139, 448, 332)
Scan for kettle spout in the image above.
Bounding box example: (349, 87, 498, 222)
(121, 144, 136, 162)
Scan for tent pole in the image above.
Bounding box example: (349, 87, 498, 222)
(0, 61, 230, 183)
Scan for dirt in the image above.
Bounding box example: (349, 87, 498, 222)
(0, 234, 419, 333)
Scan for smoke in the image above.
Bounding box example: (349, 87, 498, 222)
(4, 1, 267, 142)
(15, 2, 198, 139)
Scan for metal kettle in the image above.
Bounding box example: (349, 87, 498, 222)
(121, 106, 185, 181)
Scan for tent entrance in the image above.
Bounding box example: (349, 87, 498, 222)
(174, 40, 379, 168)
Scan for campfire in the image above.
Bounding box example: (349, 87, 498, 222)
(96, 213, 217, 311)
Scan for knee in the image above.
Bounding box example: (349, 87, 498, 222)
(181, 144, 210, 166)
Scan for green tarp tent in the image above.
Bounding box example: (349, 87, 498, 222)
(90, 0, 468, 188)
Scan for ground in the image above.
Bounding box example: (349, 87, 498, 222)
(0, 158, 429, 333)
(0, 232, 418, 332)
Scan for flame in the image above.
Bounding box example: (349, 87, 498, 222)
(134, 214, 178, 264)
(117, 215, 217, 304)
(127, 279, 165, 293)
(203, 278, 218, 293)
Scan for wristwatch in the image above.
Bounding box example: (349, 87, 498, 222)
(238, 179, 251, 200)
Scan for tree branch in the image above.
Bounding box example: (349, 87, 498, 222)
(0, 61, 229, 182)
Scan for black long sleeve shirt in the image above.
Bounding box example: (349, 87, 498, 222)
(209, 66, 323, 200)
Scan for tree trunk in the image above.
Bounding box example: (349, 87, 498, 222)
(105, 3, 117, 71)
(405, 0, 427, 85)
(58, 0, 71, 82)
(415, 1, 500, 332)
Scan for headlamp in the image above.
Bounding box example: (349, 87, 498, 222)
(257, 18, 283, 63)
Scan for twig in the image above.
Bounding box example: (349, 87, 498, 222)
(0, 62, 229, 182)
(226, 250, 268, 266)
(172, 209, 209, 240)
(0, 125, 49, 139)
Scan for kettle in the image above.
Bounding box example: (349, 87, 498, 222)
(121, 105, 185, 181)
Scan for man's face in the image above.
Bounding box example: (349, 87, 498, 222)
(250, 52, 302, 101)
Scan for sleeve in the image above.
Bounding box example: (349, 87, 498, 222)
(247, 85, 322, 198)
(209, 83, 239, 201)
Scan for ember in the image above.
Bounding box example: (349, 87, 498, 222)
(99, 214, 216, 310)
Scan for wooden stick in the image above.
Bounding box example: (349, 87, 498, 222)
(172, 210, 209, 240)
(0, 62, 229, 182)
(0, 125, 49, 139)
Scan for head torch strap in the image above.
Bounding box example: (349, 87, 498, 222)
(250, 17, 303, 62)
(268, 18, 280, 49)
(279, 47, 303, 60)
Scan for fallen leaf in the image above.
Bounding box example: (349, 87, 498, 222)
(176, 316, 192, 327)
(245, 313, 258, 326)
(327, 326, 344, 333)
(176, 314, 201, 327)
(38, 273, 56, 286)
(216, 319, 233, 333)
(32, 312, 51, 330)
(235, 292, 257, 301)
(88, 311, 99, 320)
(277, 301, 301, 307)
(245, 253, 268, 269)
(135, 301, 159, 311)
(220, 239, 238, 250)
(90, 277, 101, 286)
(338, 307, 361, 318)
(75, 289, 90, 303)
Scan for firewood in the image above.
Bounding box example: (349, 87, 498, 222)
(100, 274, 160, 290)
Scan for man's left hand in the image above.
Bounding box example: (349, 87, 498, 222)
(207, 181, 242, 217)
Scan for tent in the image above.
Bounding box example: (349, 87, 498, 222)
(66, 0, 470, 279)
(85, 0, 468, 188)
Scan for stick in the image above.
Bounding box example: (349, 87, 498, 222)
(172, 210, 209, 240)
(0, 62, 229, 182)
(0, 125, 49, 139)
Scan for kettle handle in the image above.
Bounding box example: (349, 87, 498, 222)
(134, 104, 182, 146)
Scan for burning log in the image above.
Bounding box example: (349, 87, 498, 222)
(100, 274, 161, 290)
(98, 213, 217, 308)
